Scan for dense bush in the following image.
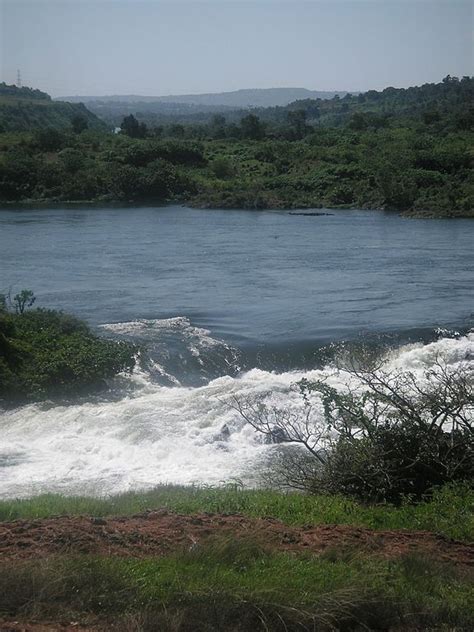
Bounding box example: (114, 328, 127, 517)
(320, 423, 473, 504)
(0, 78, 472, 214)
(0, 296, 136, 403)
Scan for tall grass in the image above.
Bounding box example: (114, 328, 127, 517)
(1, 482, 472, 541)
(0, 541, 472, 630)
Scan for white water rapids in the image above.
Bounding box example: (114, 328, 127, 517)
(1, 322, 473, 499)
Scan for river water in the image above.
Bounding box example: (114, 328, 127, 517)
(0, 206, 473, 497)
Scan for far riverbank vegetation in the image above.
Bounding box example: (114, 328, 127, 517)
(0, 76, 472, 217)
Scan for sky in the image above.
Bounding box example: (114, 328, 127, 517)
(0, 0, 472, 97)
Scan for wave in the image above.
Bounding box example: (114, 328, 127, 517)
(100, 317, 242, 386)
(0, 321, 472, 499)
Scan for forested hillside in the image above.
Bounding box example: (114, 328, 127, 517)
(0, 83, 106, 133)
(0, 77, 472, 216)
(70, 75, 473, 131)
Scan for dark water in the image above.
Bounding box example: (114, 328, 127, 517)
(1, 206, 472, 347)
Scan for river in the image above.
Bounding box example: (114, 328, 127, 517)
(0, 206, 473, 497)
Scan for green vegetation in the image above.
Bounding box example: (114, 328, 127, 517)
(0, 291, 135, 403)
(0, 83, 106, 134)
(76, 76, 473, 131)
(1, 545, 473, 631)
(1, 484, 473, 629)
(1, 483, 472, 541)
(0, 77, 472, 216)
(236, 361, 474, 504)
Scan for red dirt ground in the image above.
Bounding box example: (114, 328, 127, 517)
(0, 509, 473, 565)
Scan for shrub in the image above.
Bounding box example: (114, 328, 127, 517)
(0, 302, 136, 403)
(0, 149, 39, 200)
(33, 127, 67, 152)
(211, 157, 235, 179)
(233, 351, 474, 503)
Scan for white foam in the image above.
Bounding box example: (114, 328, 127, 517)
(0, 331, 472, 499)
(101, 317, 221, 351)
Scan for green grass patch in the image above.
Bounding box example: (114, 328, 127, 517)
(0, 541, 473, 630)
(1, 483, 472, 541)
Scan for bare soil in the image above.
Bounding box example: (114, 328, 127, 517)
(1, 510, 472, 566)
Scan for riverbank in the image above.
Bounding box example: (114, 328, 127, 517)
(0, 485, 472, 631)
(1, 129, 472, 218)
(2, 197, 473, 219)
(0, 306, 136, 405)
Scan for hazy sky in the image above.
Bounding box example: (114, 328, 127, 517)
(1, 0, 472, 97)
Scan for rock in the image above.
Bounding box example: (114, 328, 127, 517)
(264, 427, 287, 444)
(288, 212, 334, 216)
(214, 423, 231, 442)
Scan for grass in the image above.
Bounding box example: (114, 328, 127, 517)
(0, 540, 473, 630)
(1, 482, 473, 541)
(1, 485, 472, 629)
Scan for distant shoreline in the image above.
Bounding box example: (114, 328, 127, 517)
(0, 198, 471, 218)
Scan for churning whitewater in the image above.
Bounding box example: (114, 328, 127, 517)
(1, 318, 473, 500)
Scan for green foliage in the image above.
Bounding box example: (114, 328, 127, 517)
(321, 426, 474, 504)
(1, 483, 472, 541)
(71, 113, 88, 134)
(300, 365, 474, 503)
(240, 113, 266, 140)
(0, 303, 136, 403)
(0, 82, 51, 101)
(236, 355, 474, 504)
(0, 540, 473, 629)
(57, 147, 84, 173)
(120, 113, 147, 139)
(286, 109, 310, 139)
(0, 84, 105, 133)
(33, 127, 66, 151)
(107, 158, 196, 201)
(0, 148, 39, 200)
(211, 156, 235, 178)
(13, 289, 36, 314)
(0, 77, 472, 214)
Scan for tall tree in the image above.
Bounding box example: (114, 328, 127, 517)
(120, 114, 147, 139)
(71, 114, 88, 134)
(240, 114, 265, 140)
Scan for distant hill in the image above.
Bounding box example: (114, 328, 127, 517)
(57, 88, 351, 127)
(0, 83, 107, 133)
(56, 77, 473, 132)
(58, 87, 348, 108)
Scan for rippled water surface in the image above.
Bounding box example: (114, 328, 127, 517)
(1, 206, 472, 343)
(0, 206, 473, 497)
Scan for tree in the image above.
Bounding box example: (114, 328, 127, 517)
(169, 124, 185, 139)
(13, 289, 36, 314)
(71, 114, 88, 134)
(33, 128, 65, 152)
(58, 148, 84, 173)
(240, 114, 265, 140)
(210, 114, 227, 139)
(348, 112, 368, 131)
(287, 110, 309, 139)
(120, 114, 147, 139)
(0, 150, 39, 200)
(233, 351, 474, 503)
